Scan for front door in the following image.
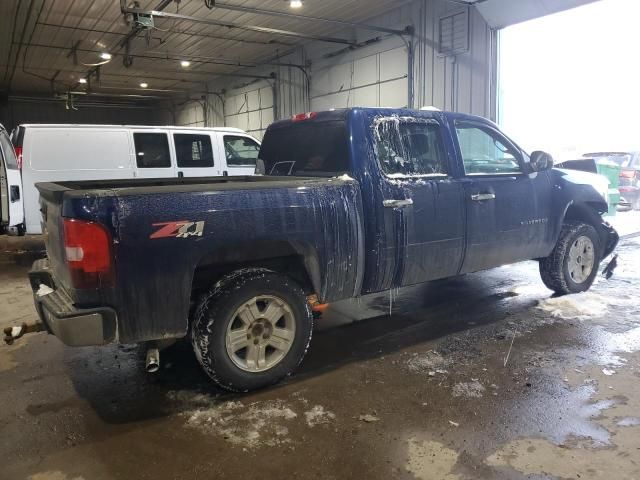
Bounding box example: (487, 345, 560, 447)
(0, 129, 23, 228)
(131, 130, 176, 179)
(366, 115, 465, 291)
(452, 120, 552, 273)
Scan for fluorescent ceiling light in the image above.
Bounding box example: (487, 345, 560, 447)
(140, 82, 148, 88)
(290, 0, 302, 8)
(99, 52, 112, 60)
(180, 60, 191, 67)
(78, 78, 87, 84)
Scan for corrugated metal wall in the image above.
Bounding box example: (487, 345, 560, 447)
(173, 0, 496, 129)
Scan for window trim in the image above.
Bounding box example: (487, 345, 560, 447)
(133, 131, 172, 169)
(173, 133, 215, 169)
(223, 134, 260, 168)
(373, 116, 451, 181)
(454, 120, 526, 177)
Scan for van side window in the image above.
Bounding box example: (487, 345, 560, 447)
(133, 133, 171, 168)
(374, 119, 447, 176)
(224, 136, 259, 167)
(174, 134, 214, 168)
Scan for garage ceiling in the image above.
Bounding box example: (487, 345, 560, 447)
(0, 0, 410, 98)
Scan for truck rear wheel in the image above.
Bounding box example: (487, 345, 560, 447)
(539, 221, 601, 295)
(191, 269, 313, 392)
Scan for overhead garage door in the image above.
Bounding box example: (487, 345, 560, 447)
(224, 84, 275, 140)
(310, 45, 408, 111)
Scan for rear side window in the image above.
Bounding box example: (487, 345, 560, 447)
(374, 118, 447, 176)
(259, 121, 349, 176)
(133, 133, 171, 168)
(174, 134, 214, 168)
(0, 131, 18, 169)
(224, 136, 260, 167)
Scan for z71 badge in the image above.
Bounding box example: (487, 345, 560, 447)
(150, 220, 205, 239)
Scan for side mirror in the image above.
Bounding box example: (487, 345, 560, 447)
(529, 151, 554, 172)
(255, 158, 266, 175)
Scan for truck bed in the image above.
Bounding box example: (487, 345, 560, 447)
(36, 174, 364, 343)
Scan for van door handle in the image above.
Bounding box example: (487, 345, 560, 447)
(471, 193, 496, 201)
(383, 198, 413, 208)
(177, 171, 184, 178)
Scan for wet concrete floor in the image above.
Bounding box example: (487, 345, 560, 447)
(1, 236, 639, 480)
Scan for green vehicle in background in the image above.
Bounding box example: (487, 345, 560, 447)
(583, 152, 640, 211)
(556, 156, 621, 216)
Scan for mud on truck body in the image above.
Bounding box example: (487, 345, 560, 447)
(7, 108, 618, 392)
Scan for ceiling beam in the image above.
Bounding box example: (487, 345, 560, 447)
(120, 6, 357, 45)
(209, 2, 411, 37)
(35, 21, 294, 47)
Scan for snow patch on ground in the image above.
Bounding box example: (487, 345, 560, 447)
(537, 293, 609, 320)
(304, 405, 336, 427)
(406, 350, 451, 374)
(167, 391, 336, 447)
(452, 381, 485, 398)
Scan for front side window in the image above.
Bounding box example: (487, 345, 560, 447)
(224, 136, 260, 167)
(174, 134, 214, 168)
(133, 133, 171, 168)
(374, 118, 448, 176)
(455, 123, 522, 175)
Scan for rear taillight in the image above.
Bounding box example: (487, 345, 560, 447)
(620, 169, 635, 178)
(14, 146, 22, 169)
(63, 218, 114, 288)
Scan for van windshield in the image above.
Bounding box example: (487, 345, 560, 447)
(259, 121, 350, 176)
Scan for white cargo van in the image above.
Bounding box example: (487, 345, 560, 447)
(8, 124, 261, 234)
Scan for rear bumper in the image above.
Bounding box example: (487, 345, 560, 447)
(29, 259, 117, 346)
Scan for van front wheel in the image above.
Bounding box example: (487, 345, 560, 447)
(539, 221, 601, 295)
(191, 269, 313, 392)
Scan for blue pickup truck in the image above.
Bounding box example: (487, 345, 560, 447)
(19, 108, 618, 391)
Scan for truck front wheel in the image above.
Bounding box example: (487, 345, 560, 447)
(539, 221, 601, 295)
(191, 269, 313, 392)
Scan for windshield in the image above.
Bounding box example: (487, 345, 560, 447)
(259, 121, 350, 176)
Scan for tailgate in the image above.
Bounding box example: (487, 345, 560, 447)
(37, 183, 72, 289)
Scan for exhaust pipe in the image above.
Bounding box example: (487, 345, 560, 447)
(146, 347, 160, 373)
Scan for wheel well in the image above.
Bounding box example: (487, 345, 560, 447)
(563, 203, 602, 229)
(190, 242, 317, 311)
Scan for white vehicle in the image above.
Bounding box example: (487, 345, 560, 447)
(0, 124, 23, 234)
(7, 124, 261, 235)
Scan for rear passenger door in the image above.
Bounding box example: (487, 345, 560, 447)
(372, 116, 465, 288)
(221, 134, 260, 176)
(171, 131, 220, 177)
(131, 130, 175, 178)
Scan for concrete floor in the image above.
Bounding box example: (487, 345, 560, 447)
(1, 235, 639, 480)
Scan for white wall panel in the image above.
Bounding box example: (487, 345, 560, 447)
(379, 49, 408, 82)
(380, 79, 409, 108)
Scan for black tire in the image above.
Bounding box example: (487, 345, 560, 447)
(539, 221, 601, 295)
(191, 268, 313, 392)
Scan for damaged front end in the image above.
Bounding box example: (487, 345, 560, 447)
(600, 221, 619, 259)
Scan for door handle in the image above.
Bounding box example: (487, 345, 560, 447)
(470, 193, 496, 201)
(383, 198, 413, 208)
(177, 171, 184, 178)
